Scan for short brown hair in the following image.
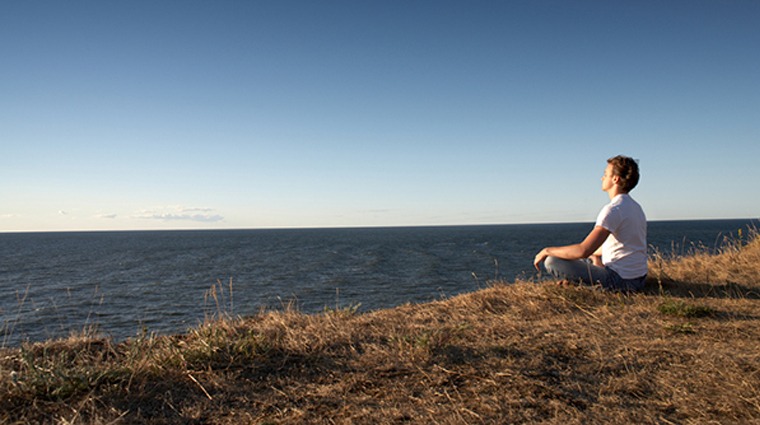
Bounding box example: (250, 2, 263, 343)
(607, 155, 640, 192)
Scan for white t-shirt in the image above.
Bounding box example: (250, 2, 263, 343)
(595, 194, 647, 279)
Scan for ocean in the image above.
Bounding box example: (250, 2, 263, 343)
(0, 219, 755, 347)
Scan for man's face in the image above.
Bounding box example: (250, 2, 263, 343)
(601, 164, 616, 192)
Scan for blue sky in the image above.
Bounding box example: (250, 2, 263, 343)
(2, 0, 759, 232)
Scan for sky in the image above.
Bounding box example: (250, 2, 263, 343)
(1, 0, 759, 232)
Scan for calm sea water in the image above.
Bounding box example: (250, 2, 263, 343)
(0, 219, 755, 347)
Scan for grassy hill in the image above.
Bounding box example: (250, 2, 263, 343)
(2, 231, 759, 424)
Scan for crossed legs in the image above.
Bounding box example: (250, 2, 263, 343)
(543, 256, 610, 286)
(542, 256, 646, 291)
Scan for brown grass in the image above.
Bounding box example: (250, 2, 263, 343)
(1, 230, 759, 424)
(649, 226, 760, 299)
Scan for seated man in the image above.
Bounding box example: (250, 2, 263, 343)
(533, 155, 647, 291)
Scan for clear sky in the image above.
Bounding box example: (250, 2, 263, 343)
(2, 0, 759, 232)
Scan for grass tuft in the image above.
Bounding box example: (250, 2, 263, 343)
(657, 299, 714, 318)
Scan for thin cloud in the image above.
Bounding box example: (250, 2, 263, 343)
(97, 213, 118, 219)
(146, 213, 224, 223)
(132, 206, 224, 223)
(178, 207, 214, 213)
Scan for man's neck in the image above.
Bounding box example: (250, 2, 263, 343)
(607, 188, 627, 200)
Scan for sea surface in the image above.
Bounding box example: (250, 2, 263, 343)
(0, 219, 755, 347)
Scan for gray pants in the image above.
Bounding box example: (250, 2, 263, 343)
(543, 256, 646, 292)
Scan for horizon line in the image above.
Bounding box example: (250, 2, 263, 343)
(1, 217, 757, 235)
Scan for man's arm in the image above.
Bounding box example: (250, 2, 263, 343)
(533, 226, 610, 271)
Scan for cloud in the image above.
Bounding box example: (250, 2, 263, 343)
(177, 207, 214, 213)
(132, 206, 224, 223)
(146, 213, 224, 223)
(58, 210, 68, 215)
(97, 213, 118, 219)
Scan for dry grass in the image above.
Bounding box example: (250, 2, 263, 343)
(1, 231, 759, 424)
(649, 226, 760, 299)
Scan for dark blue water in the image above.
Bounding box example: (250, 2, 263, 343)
(0, 219, 755, 346)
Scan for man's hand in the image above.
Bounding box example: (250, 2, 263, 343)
(533, 248, 549, 271)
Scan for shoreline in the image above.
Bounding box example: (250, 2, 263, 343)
(2, 285, 758, 423)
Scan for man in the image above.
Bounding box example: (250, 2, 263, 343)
(533, 155, 647, 291)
